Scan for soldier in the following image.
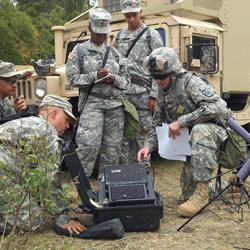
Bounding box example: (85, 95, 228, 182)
(113, 0, 163, 163)
(0, 60, 28, 118)
(137, 47, 232, 217)
(0, 95, 86, 234)
(66, 8, 130, 177)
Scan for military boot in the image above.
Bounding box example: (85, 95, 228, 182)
(177, 182, 209, 217)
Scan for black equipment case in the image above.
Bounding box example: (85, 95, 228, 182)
(62, 147, 163, 232)
(93, 164, 163, 232)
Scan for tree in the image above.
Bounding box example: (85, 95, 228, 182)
(0, 0, 93, 63)
(0, 0, 38, 64)
(17, 0, 91, 21)
(15, 0, 93, 60)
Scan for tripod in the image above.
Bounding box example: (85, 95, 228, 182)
(177, 179, 250, 231)
(177, 118, 250, 231)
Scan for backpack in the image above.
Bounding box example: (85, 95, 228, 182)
(218, 128, 248, 169)
(122, 98, 141, 139)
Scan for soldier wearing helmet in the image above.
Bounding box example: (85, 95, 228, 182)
(138, 47, 232, 217)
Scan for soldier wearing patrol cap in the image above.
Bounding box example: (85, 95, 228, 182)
(0, 94, 86, 234)
(66, 8, 130, 177)
(138, 47, 232, 217)
(0, 60, 28, 118)
(114, 0, 163, 164)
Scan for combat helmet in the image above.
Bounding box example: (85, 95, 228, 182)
(144, 47, 182, 79)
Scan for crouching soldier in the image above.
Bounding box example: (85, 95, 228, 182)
(138, 47, 232, 217)
(0, 95, 86, 234)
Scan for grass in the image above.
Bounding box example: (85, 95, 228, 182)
(1, 159, 250, 250)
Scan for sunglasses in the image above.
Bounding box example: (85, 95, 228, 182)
(151, 73, 170, 80)
(0, 77, 18, 85)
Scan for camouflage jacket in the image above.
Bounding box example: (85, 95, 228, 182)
(145, 71, 232, 151)
(0, 97, 16, 118)
(66, 40, 130, 112)
(113, 22, 163, 98)
(0, 116, 68, 231)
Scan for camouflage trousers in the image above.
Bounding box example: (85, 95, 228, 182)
(180, 123, 228, 200)
(76, 105, 124, 177)
(0, 196, 44, 234)
(120, 92, 153, 164)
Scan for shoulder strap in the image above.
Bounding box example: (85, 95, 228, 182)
(0, 103, 4, 117)
(77, 43, 86, 74)
(82, 46, 111, 106)
(102, 46, 110, 68)
(125, 26, 149, 58)
(146, 27, 152, 52)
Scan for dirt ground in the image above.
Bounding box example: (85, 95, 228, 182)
(2, 158, 250, 250)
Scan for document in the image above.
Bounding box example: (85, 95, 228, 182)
(156, 123, 191, 161)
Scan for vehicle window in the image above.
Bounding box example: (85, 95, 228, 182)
(156, 28, 166, 47)
(192, 35, 216, 59)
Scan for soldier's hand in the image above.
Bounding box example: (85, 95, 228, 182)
(97, 68, 109, 79)
(62, 219, 87, 234)
(148, 97, 157, 112)
(169, 121, 181, 139)
(14, 95, 27, 112)
(103, 74, 115, 85)
(137, 147, 149, 162)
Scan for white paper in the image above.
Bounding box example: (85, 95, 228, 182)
(94, 74, 113, 84)
(156, 123, 191, 161)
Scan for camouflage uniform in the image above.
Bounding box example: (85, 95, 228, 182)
(0, 97, 16, 118)
(114, 15, 163, 163)
(144, 47, 232, 200)
(66, 8, 130, 177)
(0, 60, 23, 118)
(0, 116, 68, 233)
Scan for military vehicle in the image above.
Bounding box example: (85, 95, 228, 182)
(15, 0, 250, 128)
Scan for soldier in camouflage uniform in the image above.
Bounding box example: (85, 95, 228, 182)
(113, 0, 163, 163)
(0, 95, 86, 234)
(0, 61, 28, 118)
(66, 8, 130, 177)
(138, 47, 232, 217)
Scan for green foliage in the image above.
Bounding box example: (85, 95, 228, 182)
(0, 0, 38, 64)
(0, 0, 93, 63)
(17, 0, 91, 21)
(0, 135, 68, 233)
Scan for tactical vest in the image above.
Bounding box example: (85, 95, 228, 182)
(159, 71, 212, 123)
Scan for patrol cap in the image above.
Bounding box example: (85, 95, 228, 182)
(120, 0, 141, 14)
(89, 8, 111, 34)
(144, 47, 182, 78)
(0, 60, 22, 78)
(40, 94, 77, 125)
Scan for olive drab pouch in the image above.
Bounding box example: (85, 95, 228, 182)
(218, 129, 248, 169)
(122, 98, 141, 139)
